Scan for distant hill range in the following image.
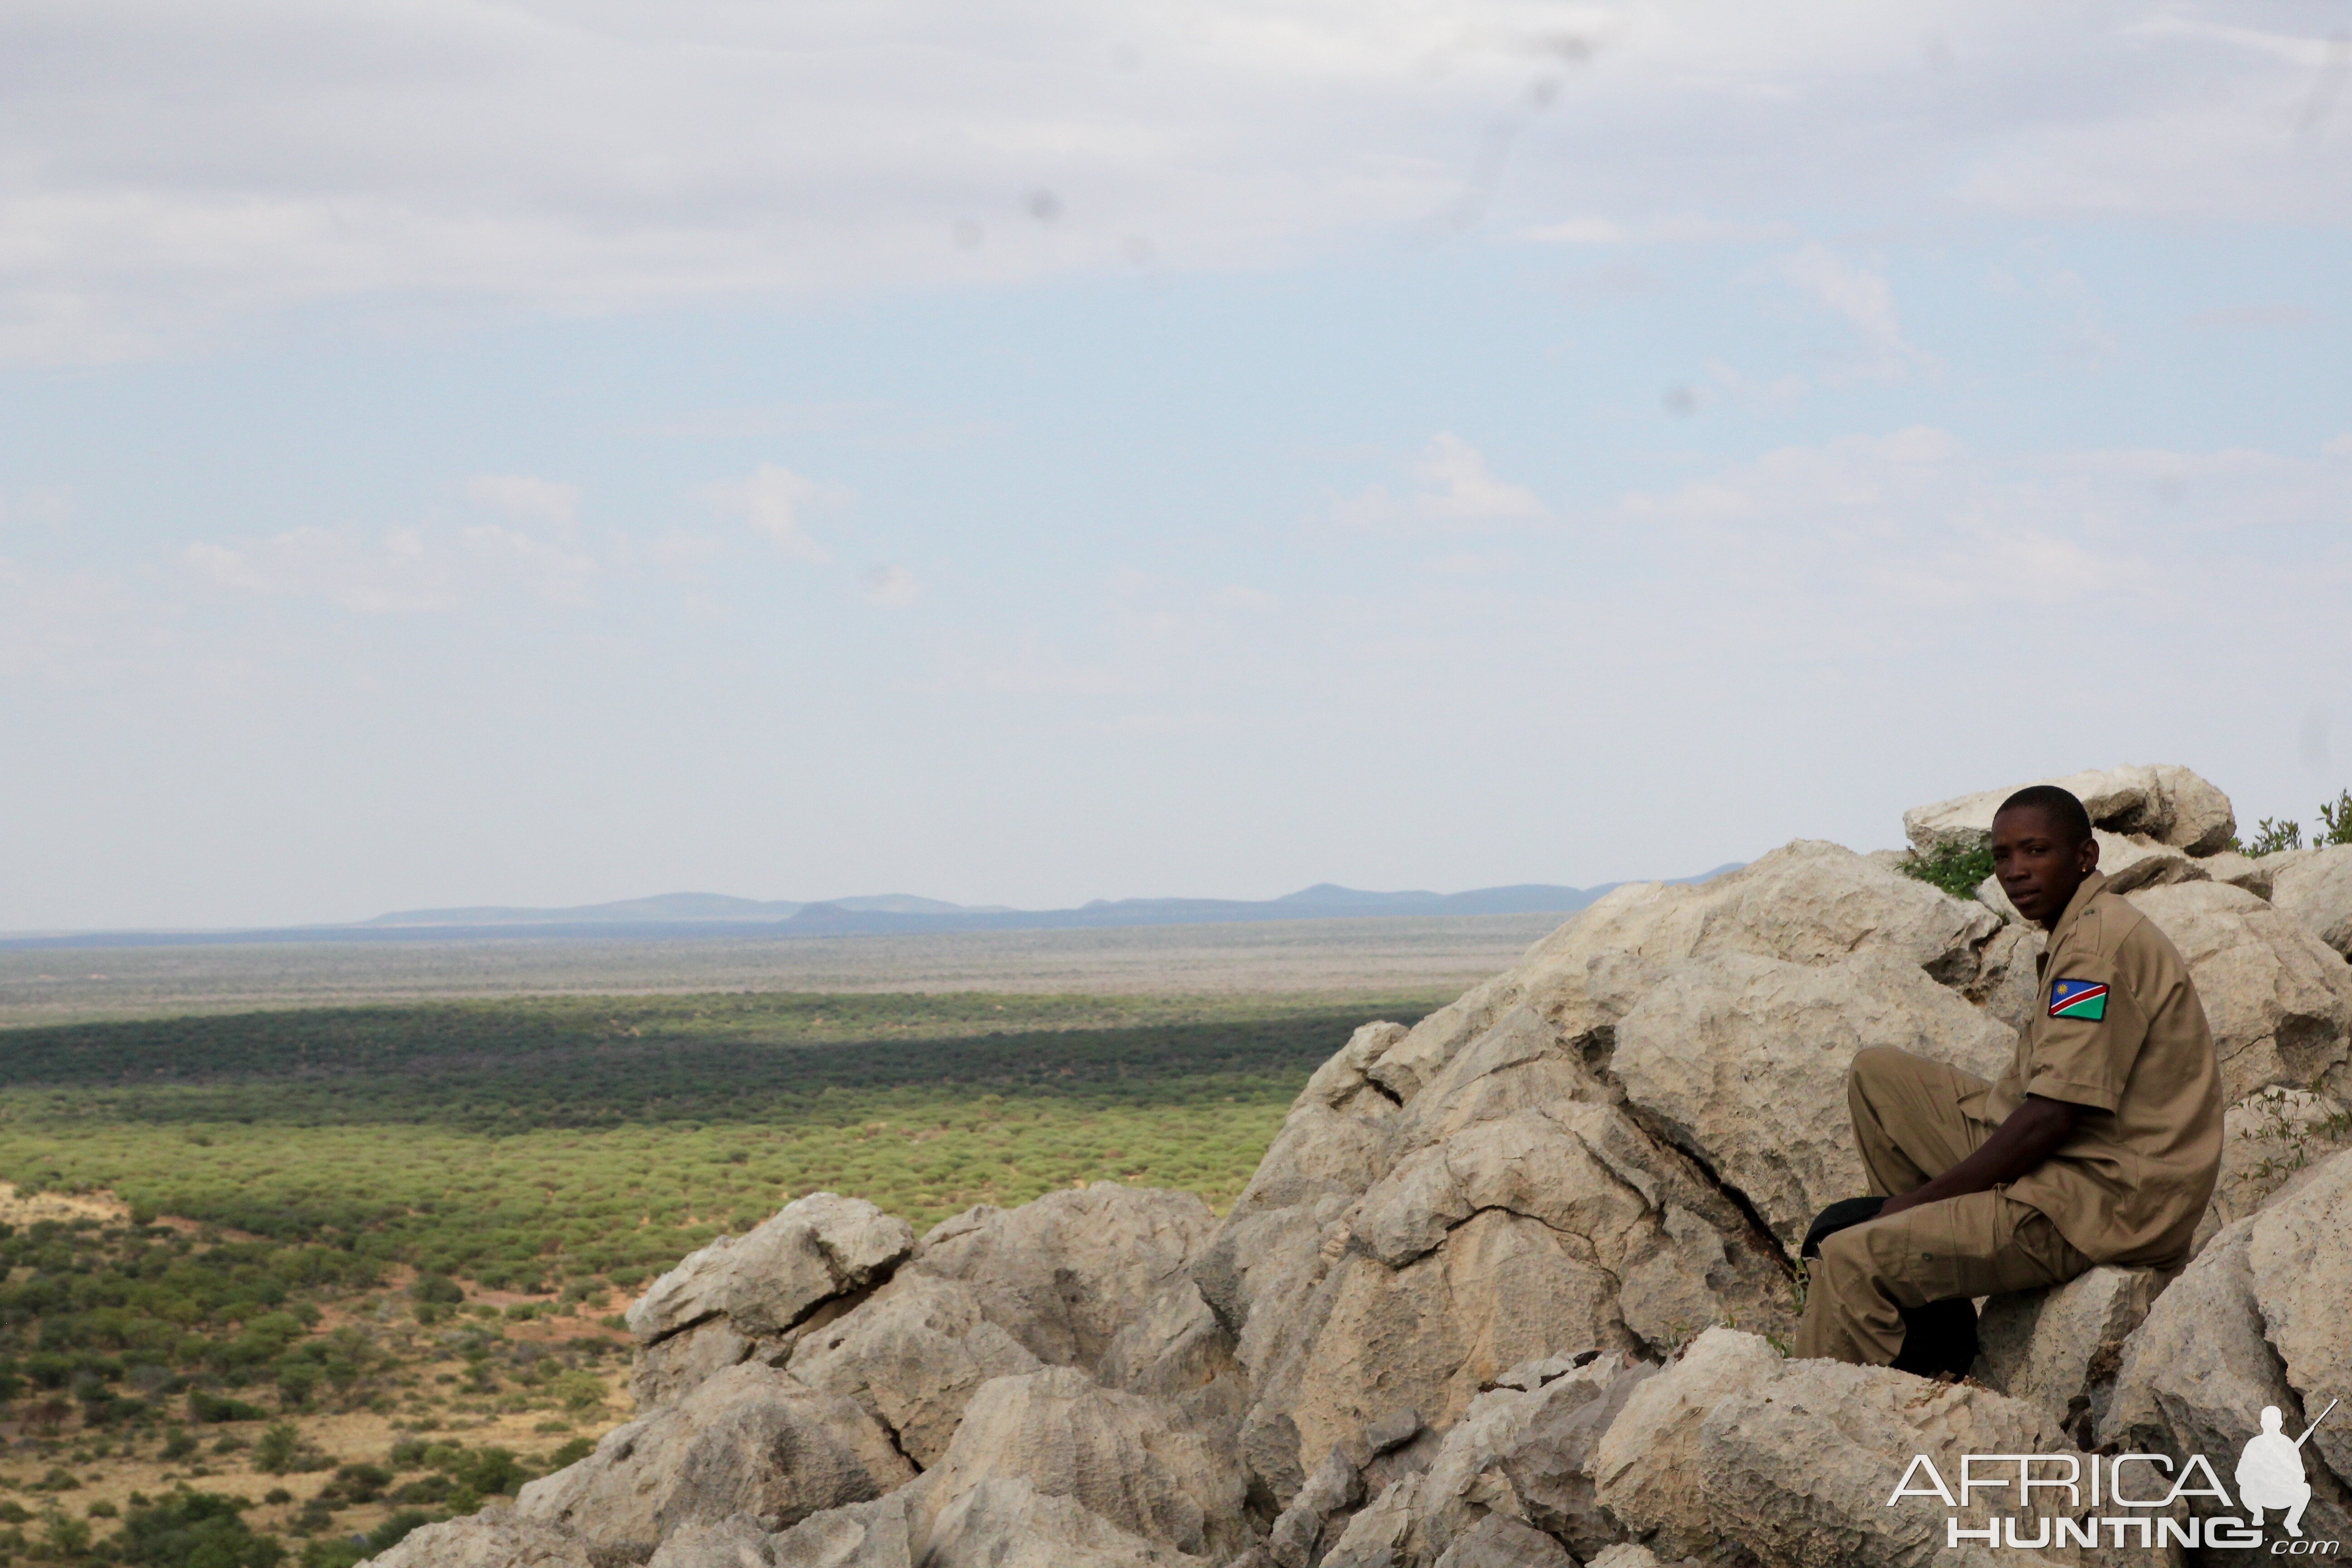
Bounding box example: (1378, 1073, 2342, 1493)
(1, 870, 1742, 951)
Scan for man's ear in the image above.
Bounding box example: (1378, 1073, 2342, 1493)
(2076, 834, 2100, 876)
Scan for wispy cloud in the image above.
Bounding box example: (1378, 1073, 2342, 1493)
(1328, 433, 1550, 533)
(702, 464, 833, 563)
(8, 2, 2350, 362)
(1774, 245, 1935, 377)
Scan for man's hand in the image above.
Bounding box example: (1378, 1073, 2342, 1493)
(1877, 1095, 2084, 1218)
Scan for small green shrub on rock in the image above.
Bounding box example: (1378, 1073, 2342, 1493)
(1900, 843, 1995, 901)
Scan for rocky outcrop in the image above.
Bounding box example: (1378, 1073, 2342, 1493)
(1300, 1349, 1654, 1567)
(368, 1509, 598, 1568)
(1612, 951, 2014, 1251)
(782, 1184, 1217, 1470)
(1203, 840, 2002, 1505)
(765, 1486, 928, 1568)
(629, 1195, 916, 1411)
(913, 1186, 1217, 1370)
(2103, 1148, 2352, 1545)
(1975, 1265, 2165, 1442)
(2274, 844, 2352, 959)
(1595, 1327, 2110, 1568)
(2124, 881, 2352, 1105)
(916, 1367, 1252, 1562)
(786, 1273, 1044, 1467)
(2193, 1087, 2352, 1253)
(644, 1514, 779, 1568)
(1904, 762, 2236, 857)
(923, 1478, 1203, 1567)
(515, 1363, 916, 1560)
(379, 764, 2352, 1568)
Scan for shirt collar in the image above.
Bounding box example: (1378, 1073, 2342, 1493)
(2046, 867, 2109, 947)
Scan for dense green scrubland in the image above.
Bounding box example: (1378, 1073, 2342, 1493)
(0, 991, 1435, 1290)
(0, 990, 1432, 1565)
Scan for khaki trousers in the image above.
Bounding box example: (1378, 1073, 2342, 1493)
(1792, 1047, 2091, 1366)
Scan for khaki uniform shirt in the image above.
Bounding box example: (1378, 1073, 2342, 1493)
(1984, 869, 2223, 1266)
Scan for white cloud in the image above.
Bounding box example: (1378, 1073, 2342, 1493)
(702, 463, 832, 562)
(1774, 245, 1933, 375)
(465, 474, 581, 525)
(1524, 214, 1795, 246)
(7, 0, 2351, 361)
(862, 564, 921, 608)
(1604, 423, 2352, 638)
(1329, 433, 1550, 532)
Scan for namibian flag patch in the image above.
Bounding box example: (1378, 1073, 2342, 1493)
(2049, 979, 2109, 1021)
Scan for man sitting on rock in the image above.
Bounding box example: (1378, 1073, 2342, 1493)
(1793, 784, 2223, 1367)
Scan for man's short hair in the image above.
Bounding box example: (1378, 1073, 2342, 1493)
(1995, 784, 2094, 846)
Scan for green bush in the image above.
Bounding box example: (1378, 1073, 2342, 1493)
(2247, 816, 2304, 856)
(41, 1508, 93, 1556)
(2239, 789, 2352, 856)
(410, 1274, 464, 1305)
(253, 1421, 305, 1475)
(189, 1391, 270, 1424)
(1900, 843, 1996, 901)
(113, 1489, 287, 1568)
(368, 1511, 435, 1552)
(546, 1436, 597, 1467)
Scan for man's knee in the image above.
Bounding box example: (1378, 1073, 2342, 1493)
(1847, 1045, 1917, 1124)
(1811, 1225, 1878, 1303)
(1848, 1044, 1916, 1097)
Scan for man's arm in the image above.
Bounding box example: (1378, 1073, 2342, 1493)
(1876, 1095, 2084, 1218)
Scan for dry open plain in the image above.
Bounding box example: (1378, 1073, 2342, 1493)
(0, 911, 1563, 1027)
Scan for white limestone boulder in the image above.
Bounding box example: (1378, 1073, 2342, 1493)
(917, 1367, 1253, 1564)
(515, 1363, 916, 1561)
(626, 1193, 915, 1361)
(1612, 950, 2016, 1251)
(2089, 831, 2208, 893)
(1904, 764, 2235, 858)
(2273, 844, 2352, 959)
(923, 1478, 1208, 1568)
(1966, 921, 2046, 1034)
(1428, 1514, 1577, 1568)
(785, 1273, 1044, 1467)
(2191, 1087, 2352, 1254)
(1595, 1328, 2102, 1568)
(915, 1184, 1217, 1369)
(2200, 850, 2277, 900)
(1254, 1085, 1788, 1495)
(1208, 841, 1980, 1508)
(1316, 1348, 1655, 1567)
(764, 1486, 929, 1568)
(645, 1513, 782, 1568)
(2127, 881, 2352, 1105)
(361, 1509, 595, 1568)
(2244, 1146, 2352, 1487)
(1975, 1265, 2166, 1441)
(2104, 1148, 2352, 1549)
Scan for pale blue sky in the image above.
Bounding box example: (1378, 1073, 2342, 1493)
(4, 1, 2349, 929)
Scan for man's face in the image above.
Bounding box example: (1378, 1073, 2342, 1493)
(1991, 806, 2099, 928)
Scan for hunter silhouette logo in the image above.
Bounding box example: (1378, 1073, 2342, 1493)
(1888, 1396, 2342, 1553)
(2239, 1399, 2337, 1539)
